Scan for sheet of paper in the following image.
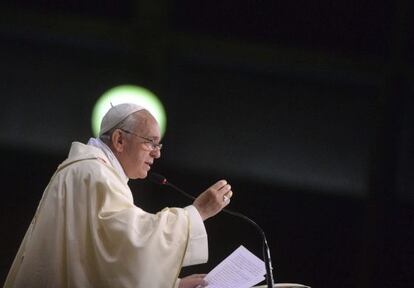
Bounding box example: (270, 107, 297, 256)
(203, 245, 266, 288)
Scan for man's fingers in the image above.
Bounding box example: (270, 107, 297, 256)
(210, 179, 227, 191)
(218, 184, 231, 194)
(194, 179, 234, 220)
(212, 181, 233, 204)
(179, 274, 207, 288)
(223, 190, 233, 204)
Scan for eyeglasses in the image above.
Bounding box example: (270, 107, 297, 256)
(119, 128, 163, 151)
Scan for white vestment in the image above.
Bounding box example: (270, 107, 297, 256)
(4, 142, 208, 288)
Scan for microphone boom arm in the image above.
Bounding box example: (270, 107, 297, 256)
(152, 174, 275, 288)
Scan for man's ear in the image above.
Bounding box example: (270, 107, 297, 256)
(111, 129, 125, 153)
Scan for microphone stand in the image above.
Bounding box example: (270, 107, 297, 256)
(161, 179, 275, 288)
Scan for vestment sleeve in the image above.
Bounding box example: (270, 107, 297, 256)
(91, 169, 191, 288)
(182, 205, 208, 266)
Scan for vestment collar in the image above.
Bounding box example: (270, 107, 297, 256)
(87, 137, 129, 182)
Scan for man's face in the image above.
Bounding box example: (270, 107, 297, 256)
(118, 115, 161, 179)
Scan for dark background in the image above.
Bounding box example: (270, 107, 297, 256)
(1, 1, 414, 287)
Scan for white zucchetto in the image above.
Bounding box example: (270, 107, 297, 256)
(99, 103, 145, 136)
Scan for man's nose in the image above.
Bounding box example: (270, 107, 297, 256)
(150, 148, 161, 159)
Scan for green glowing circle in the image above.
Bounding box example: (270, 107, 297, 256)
(92, 85, 167, 138)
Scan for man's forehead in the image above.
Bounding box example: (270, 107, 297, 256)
(135, 113, 160, 137)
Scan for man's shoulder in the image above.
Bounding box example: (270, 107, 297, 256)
(57, 155, 106, 176)
(67, 142, 105, 160)
(56, 143, 109, 174)
(53, 142, 127, 185)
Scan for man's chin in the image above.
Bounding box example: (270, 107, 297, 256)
(132, 171, 148, 180)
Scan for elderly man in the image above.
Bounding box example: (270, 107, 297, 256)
(4, 103, 233, 288)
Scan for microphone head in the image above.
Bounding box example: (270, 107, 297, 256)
(148, 172, 168, 185)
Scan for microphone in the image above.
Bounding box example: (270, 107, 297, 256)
(148, 172, 275, 288)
